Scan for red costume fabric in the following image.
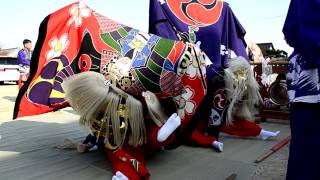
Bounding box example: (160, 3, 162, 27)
(220, 118, 261, 137)
(108, 147, 150, 180)
(188, 69, 262, 147)
(106, 121, 177, 179)
(189, 118, 261, 147)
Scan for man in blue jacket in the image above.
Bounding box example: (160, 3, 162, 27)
(283, 0, 320, 179)
(17, 39, 32, 71)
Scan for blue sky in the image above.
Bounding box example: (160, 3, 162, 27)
(0, 0, 292, 53)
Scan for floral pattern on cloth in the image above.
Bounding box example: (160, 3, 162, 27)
(68, 1, 92, 28)
(287, 53, 320, 103)
(174, 87, 196, 120)
(186, 52, 207, 79)
(46, 34, 69, 61)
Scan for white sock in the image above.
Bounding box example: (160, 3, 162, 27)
(157, 113, 181, 142)
(212, 140, 224, 152)
(89, 145, 98, 152)
(112, 171, 128, 180)
(258, 129, 280, 140)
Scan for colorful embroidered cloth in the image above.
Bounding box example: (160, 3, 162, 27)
(149, 0, 248, 72)
(13, 1, 207, 137)
(149, 0, 249, 129)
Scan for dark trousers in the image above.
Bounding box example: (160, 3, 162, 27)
(286, 103, 320, 180)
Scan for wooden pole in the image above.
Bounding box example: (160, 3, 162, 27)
(255, 135, 291, 163)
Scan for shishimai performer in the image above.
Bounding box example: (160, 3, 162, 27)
(188, 57, 280, 152)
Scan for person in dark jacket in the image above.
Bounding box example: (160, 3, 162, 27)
(283, 0, 320, 179)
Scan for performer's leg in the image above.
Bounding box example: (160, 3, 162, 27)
(286, 103, 320, 180)
(147, 121, 177, 150)
(189, 130, 217, 147)
(220, 119, 261, 137)
(258, 129, 280, 140)
(107, 146, 150, 180)
(189, 130, 223, 152)
(187, 119, 223, 151)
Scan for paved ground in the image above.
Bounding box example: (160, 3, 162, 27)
(0, 83, 289, 180)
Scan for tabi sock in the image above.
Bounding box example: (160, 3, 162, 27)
(157, 113, 181, 142)
(259, 129, 280, 140)
(212, 140, 224, 152)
